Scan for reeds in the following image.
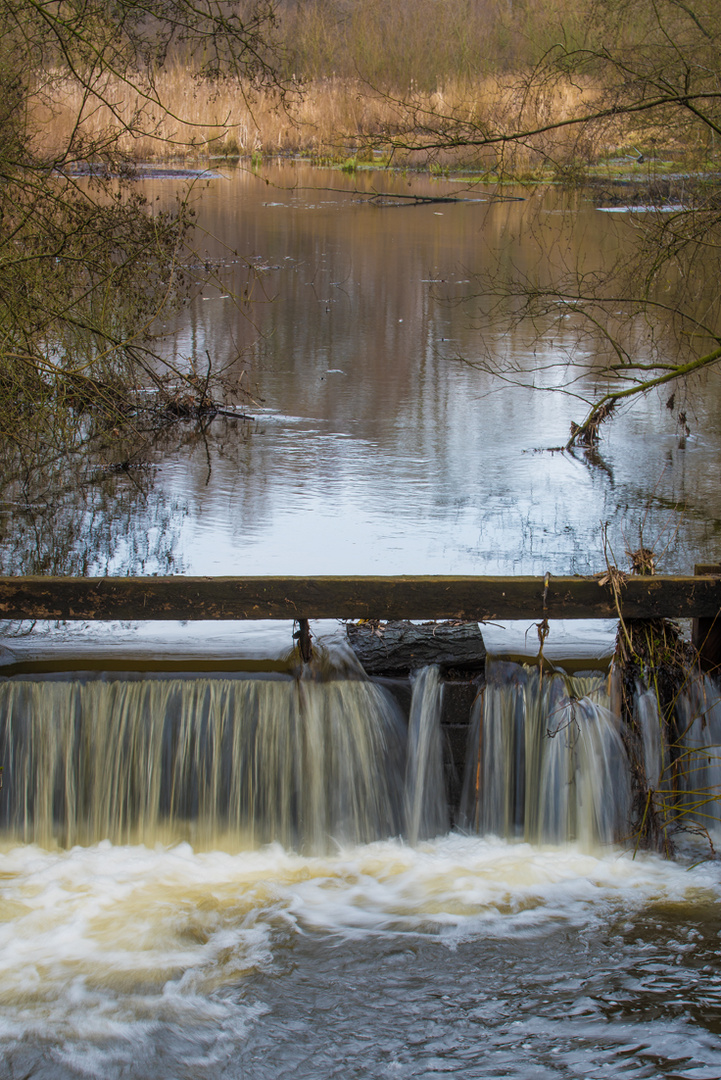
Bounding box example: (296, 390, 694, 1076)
(33, 68, 602, 170)
(26, 0, 716, 169)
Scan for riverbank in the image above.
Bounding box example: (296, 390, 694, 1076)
(37, 68, 719, 186)
(29, 71, 621, 172)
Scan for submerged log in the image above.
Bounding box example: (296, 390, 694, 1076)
(346, 620, 486, 676)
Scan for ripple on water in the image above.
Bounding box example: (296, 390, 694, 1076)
(0, 834, 720, 1078)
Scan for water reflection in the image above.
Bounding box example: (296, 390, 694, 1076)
(0, 434, 186, 577)
(2, 163, 720, 578)
(150, 164, 721, 576)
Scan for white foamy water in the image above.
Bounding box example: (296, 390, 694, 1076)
(1, 834, 720, 1077)
(1, 661, 721, 1077)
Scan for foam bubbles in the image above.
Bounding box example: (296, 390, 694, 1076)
(0, 836, 718, 1011)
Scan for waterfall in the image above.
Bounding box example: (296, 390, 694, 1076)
(636, 680, 665, 792)
(642, 670, 721, 841)
(460, 662, 631, 846)
(2, 655, 719, 854)
(0, 674, 408, 850)
(0, 661, 451, 852)
(679, 675, 721, 836)
(404, 665, 448, 844)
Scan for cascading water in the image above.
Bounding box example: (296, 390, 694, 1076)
(636, 680, 665, 793)
(626, 667, 721, 844)
(678, 674, 721, 835)
(0, 673, 410, 849)
(404, 665, 448, 844)
(2, 656, 720, 853)
(2, 654, 721, 1080)
(460, 661, 631, 846)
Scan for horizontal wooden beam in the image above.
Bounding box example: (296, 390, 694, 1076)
(0, 574, 719, 622)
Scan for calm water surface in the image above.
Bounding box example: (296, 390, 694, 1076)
(146, 163, 721, 578)
(6, 161, 716, 580)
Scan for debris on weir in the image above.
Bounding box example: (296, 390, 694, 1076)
(346, 619, 486, 677)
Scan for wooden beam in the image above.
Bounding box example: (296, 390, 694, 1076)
(0, 573, 719, 621)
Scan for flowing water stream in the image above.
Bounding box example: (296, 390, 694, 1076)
(1, 656, 721, 1078)
(3, 163, 721, 1077)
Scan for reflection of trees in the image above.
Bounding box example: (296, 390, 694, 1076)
(122, 167, 721, 578)
(0, 428, 187, 577)
(360, 0, 721, 446)
(173, 167, 530, 430)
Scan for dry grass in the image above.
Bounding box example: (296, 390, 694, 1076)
(33, 68, 606, 171)
(25, 0, 717, 173)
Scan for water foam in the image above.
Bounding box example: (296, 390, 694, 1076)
(0, 837, 718, 1004)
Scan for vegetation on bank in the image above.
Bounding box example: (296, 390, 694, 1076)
(0, 0, 287, 485)
(43, 70, 602, 169)
(373, 0, 721, 449)
(31, 0, 719, 172)
(4, 0, 721, 472)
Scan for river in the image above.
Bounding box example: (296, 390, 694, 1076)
(1, 163, 720, 1079)
(7, 162, 721, 584)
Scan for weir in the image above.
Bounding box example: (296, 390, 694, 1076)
(1, 571, 721, 624)
(460, 664, 631, 846)
(0, 569, 720, 852)
(1, 651, 719, 852)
